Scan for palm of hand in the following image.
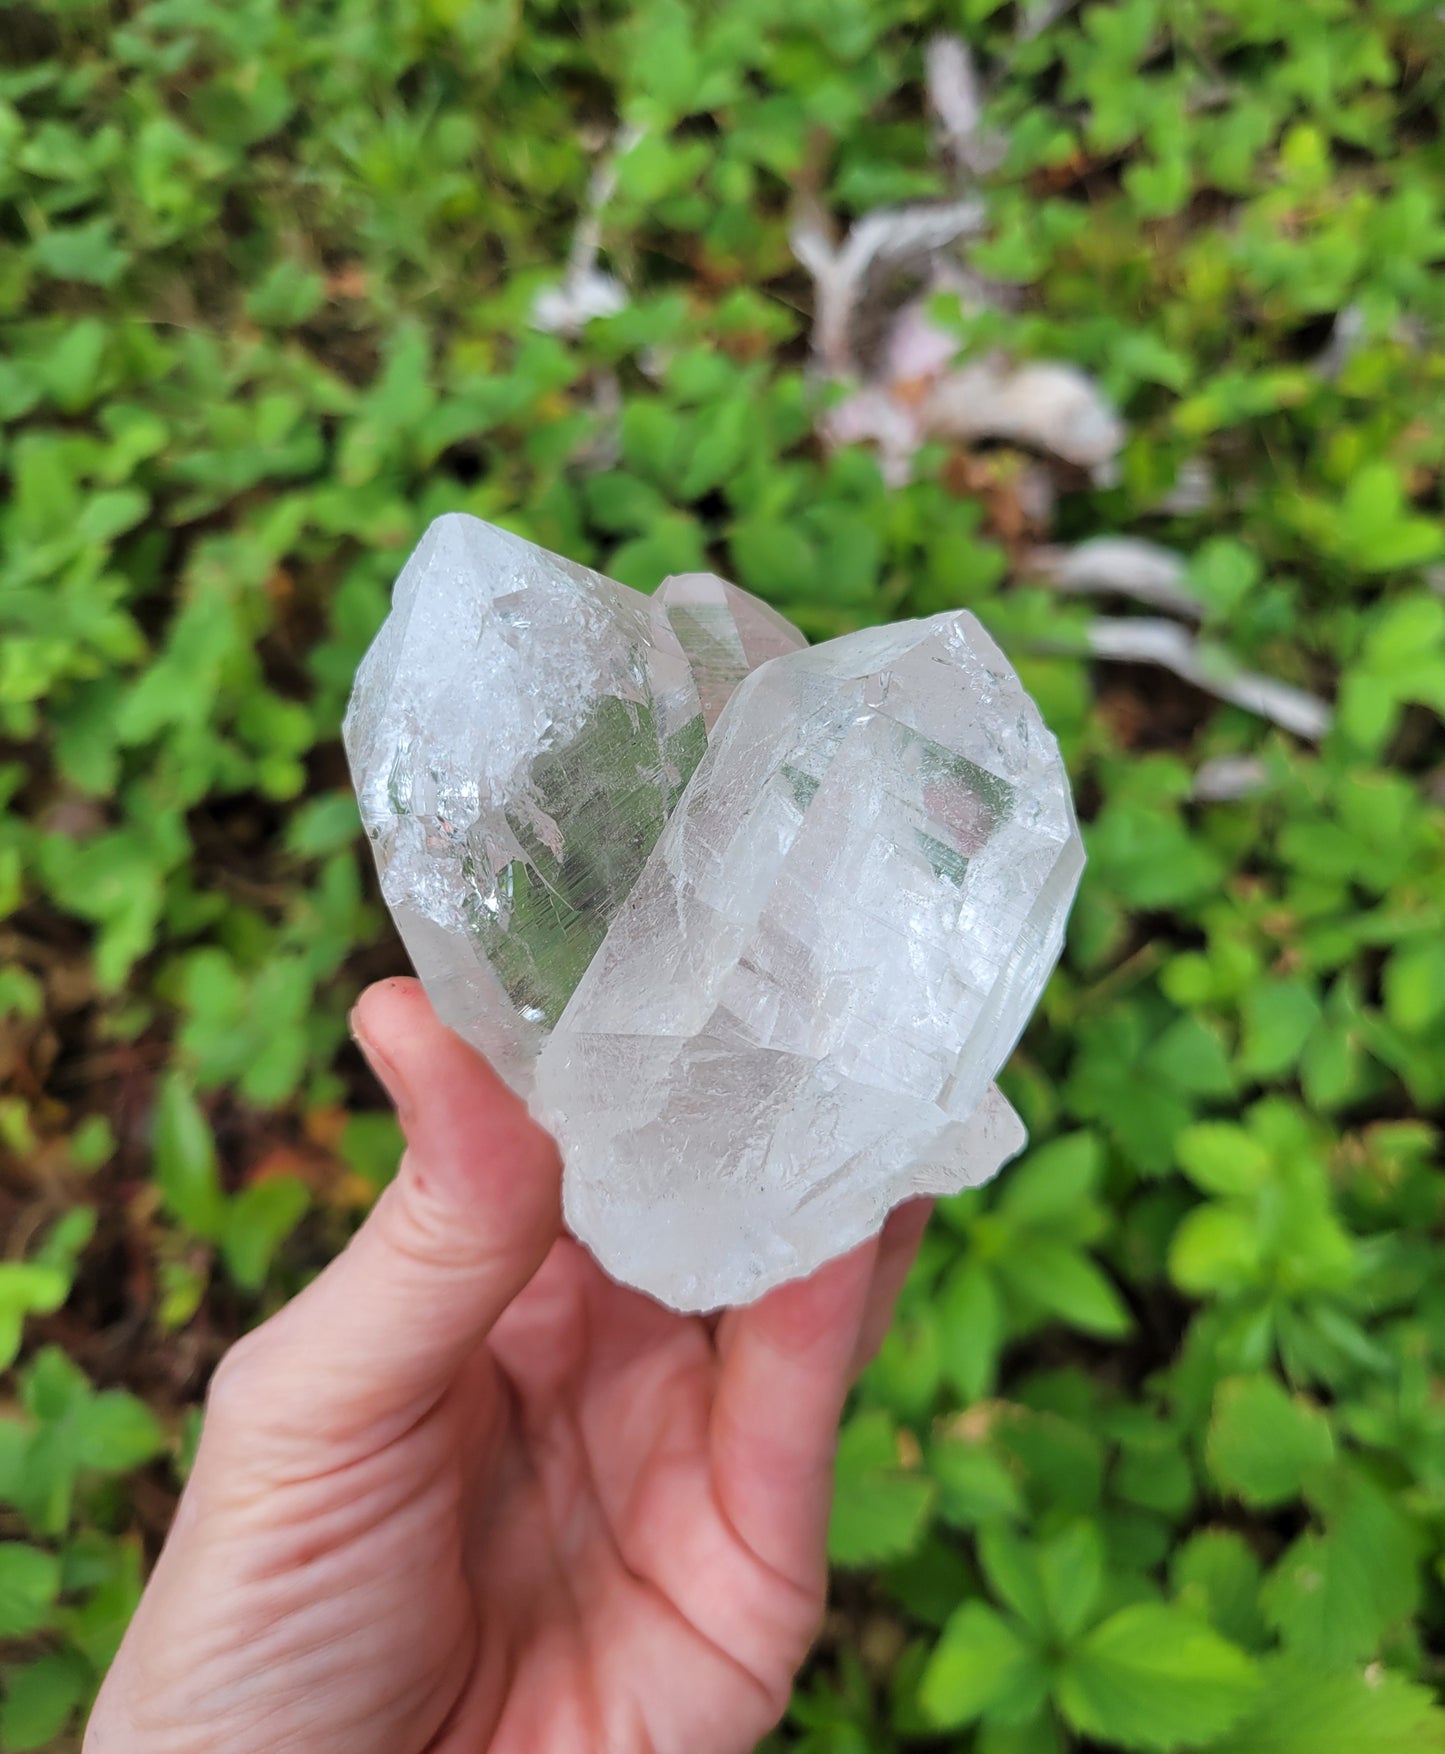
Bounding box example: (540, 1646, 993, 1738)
(88, 981, 923, 1754)
(450, 1240, 825, 1752)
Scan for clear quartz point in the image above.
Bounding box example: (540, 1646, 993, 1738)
(534, 612, 1084, 1310)
(344, 518, 805, 1097)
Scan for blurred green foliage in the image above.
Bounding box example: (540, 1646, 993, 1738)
(3, 0, 1445, 1747)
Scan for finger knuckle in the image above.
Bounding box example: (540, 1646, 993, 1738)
(380, 1170, 493, 1277)
(202, 1326, 272, 1427)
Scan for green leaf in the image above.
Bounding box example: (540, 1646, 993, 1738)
(0, 1544, 62, 1638)
(1170, 1206, 1264, 1296)
(1176, 1123, 1272, 1198)
(32, 219, 130, 286)
(1000, 1240, 1132, 1337)
(1239, 981, 1323, 1081)
(1335, 464, 1443, 572)
(1171, 1530, 1267, 1650)
(618, 399, 686, 490)
(22, 1345, 90, 1422)
(73, 1391, 166, 1473)
(1206, 1376, 1335, 1507)
(937, 1262, 1003, 1401)
(1219, 1656, 1445, 1753)
(1148, 1015, 1235, 1097)
(219, 1177, 310, 1291)
(0, 1263, 71, 1370)
(920, 1602, 1049, 1731)
(152, 1075, 227, 1241)
(828, 1411, 935, 1568)
(731, 517, 817, 599)
(1057, 1604, 1261, 1751)
(932, 1437, 1024, 1530)
(868, 1311, 942, 1419)
(245, 258, 326, 327)
(0, 1650, 89, 1751)
(977, 1717, 1064, 1754)
(1382, 939, 1445, 1034)
(1260, 1477, 1420, 1666)
(996, 1407, 1105, 1515)
(998, 1132, 1103, 1226)
(1037, 1520, 1104, 1640)
(978, 1525, 1050, 1634)
(339, 1111, 405, 1190)
(59, 1533, 142, 1670)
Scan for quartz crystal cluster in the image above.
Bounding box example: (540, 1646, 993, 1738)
(345, 514, 1084, 1310)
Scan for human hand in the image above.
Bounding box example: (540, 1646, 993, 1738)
(86, 977, 930, 1754)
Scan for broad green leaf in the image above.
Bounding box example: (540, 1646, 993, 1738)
(21, 1345, 90, 1423)
(0, 1650, 88, 1751)
(1171, 1530, 1267, 1650)
(730, 517, 817, 599)
(868, 1310, 943, 1420)
(937, 1262, 1003, 1401)
(999, 1240, 1131, 1338)
(1219, 1656, 1445, 1753)
(1175, 1124, 1272, 1198)
(1239, 981, 1323, 1081)
(220, 1177, 310, 1292)
(1037, 1520, 1104, 1640)
(998, 1132, 1103, 1226)
(32, 220, 130, 286)
(931, 1437, 1024, 1530)
(828, 1411, 935, 1569)
(1382, 939, 1445, 1034)
(73, 1392, 166, 1473)
(995, 1407, 1105, 1515)
(1170, 1206, 1264, 1296)
(1205, 1376, 1335, 1507)
(1057, 1604, 1260, 1751)
(0, 1263, 71, 1370)
(978, 1525, 1050, 1635)
(1147, 1015, 1235, 1098)
(0, 1544, 62, 1638)
(919, 1602, 1048, 1730)
(58, 1533, 143, 1670)
(339, 1112, 405, 1191)
(152, 1075, 227, 1241)
(1260, 1477, 1420, 1666)
(977, 1715, 1064, 1754)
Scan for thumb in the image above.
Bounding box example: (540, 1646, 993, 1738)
(209, 978, 561, 1459)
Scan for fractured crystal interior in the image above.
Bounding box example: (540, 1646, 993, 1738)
(534, 613, 1084, 1309)
(343, 517, 800, 1096)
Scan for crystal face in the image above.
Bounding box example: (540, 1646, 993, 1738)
(655, 571, 809, 731)
(346, 515, 1084, 1310)
(534, 614, 1084, 1308)
(343, 516, 806, 1096)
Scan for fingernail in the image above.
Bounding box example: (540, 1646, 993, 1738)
(350, 1006, 414, 1124)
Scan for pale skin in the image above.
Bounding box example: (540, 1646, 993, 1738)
(86, 977, 930, 1754)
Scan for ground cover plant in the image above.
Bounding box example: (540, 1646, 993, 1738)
(3, 0, 1445, 1748)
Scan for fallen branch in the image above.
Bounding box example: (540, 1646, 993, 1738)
(1193, 756, 1270, 802)
(531, 127, 640, 335)
(924, 357, 1125, 471)
(791, 199, 987, 375)
(926, 35, 1006, 178)
(1080, 618, 1331, 740)
(1030, 538, 1203, 619)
